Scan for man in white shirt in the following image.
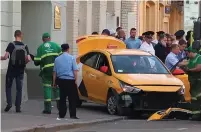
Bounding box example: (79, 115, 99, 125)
(140, 34, 155, 55)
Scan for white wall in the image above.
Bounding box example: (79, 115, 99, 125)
(184, 1, 199, 33)
(21, 1, 66, 69)
(99, 1, 107, 32)
(1, 1, 21, 69)
(21, 1, 52, 69)
(78, 1, 87, 36)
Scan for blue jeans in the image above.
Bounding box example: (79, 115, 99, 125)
(6, 72, 24, 108)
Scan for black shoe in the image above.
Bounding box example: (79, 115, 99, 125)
(4, 105, 12, 112)
(42, 110, 51, 114)
(16, 109, 21, 113)
(70, 116, 79, 119)
(16, 107, 21, 113)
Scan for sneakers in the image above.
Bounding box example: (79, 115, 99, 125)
(4, 105, 12, 112)
(4, 106, 21, 113)
(56, 117, 68, 120)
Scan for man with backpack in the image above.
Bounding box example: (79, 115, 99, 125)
(31, 33, 61, 114)
(1, 30, 31, 113)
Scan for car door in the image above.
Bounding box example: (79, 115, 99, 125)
(79, 52, 100, 101)
(92, 53, 112, 103)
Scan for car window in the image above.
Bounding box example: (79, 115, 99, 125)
(96, 54, 111, 74)
(82, 52, 99, 68)
(111, 55, 169, 74)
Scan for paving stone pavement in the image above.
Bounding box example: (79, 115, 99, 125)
(1, 100, 123, 132)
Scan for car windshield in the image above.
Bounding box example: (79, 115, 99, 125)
(111, 55, 169, 74)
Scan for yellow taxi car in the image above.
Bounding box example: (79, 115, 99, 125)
(75, 35, 188, 116)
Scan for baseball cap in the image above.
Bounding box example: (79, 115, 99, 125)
(184, 46, 197, 53)
(42, 32, 51, 38)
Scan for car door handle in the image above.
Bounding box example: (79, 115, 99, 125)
(89, 74, 96, 77)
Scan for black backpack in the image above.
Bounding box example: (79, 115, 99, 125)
(11, 42, 27, 67)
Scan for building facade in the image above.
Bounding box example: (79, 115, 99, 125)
(138, 0, 184, 37)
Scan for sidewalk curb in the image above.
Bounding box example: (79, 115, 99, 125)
(5, 117, 125, 132)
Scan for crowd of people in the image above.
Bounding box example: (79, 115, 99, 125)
(95, 27, 194, 70)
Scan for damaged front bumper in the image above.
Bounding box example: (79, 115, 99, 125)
(118, 91, 184, 111)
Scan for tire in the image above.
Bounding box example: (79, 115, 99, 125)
(107, 94, 118, 115)
(106, 93, 131, 116)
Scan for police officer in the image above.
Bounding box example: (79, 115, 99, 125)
(32, 33, 61, 114)
(53, 44, 79, 119)
(185, 46, 201, 120)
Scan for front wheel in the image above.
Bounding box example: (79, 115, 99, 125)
(107, 94, 131, 116)
(107, 95, 118, 115)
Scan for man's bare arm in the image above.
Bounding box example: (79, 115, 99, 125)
(189, 64, 201, 72)
(74, 70, 78, 83)
(1, 52, 9, 60)
(52, 71, 57, 87)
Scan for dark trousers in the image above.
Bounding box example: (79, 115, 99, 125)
(6, 72, 24, 108)
(57, 78, 78, 118)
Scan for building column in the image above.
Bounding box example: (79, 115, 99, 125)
(1, 1, 21, 69)
(199, 1, 201, 17)
(66, 1, 79, 55)
(86, 1, 92, 35)
(121, 0, 138, 37)
(1, 1, 28, 105)
(99, 1, 107, 32)
(92, 1, 100, 33)
(78, 1, 87, 36)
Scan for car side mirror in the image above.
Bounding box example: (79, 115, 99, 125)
(100, 66, 108, 73)
(172, 68, 185, 75)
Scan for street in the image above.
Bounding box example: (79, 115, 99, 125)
(1, 100, 201, 132)
(62, 120, 201, 132)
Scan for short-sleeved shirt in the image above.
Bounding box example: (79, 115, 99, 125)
(165, 52, 179, 70)
(187, 54, 201, 78)
(140, 41, 155, 55)
(53, 52, 78, 80)
(5, 41, 30, 74)
(124, 37, 141, 49)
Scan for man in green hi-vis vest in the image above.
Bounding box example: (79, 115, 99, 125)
(185, 46, 201, 121)
(33, 33, 62, 114)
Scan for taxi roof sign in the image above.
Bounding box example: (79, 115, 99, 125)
(107, 44, 118, 49)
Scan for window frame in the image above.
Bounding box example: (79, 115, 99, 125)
(96, 53, 112, 76)
(80, 52, 99, 69)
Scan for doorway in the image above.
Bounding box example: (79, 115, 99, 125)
(21, 1, 52, 99)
